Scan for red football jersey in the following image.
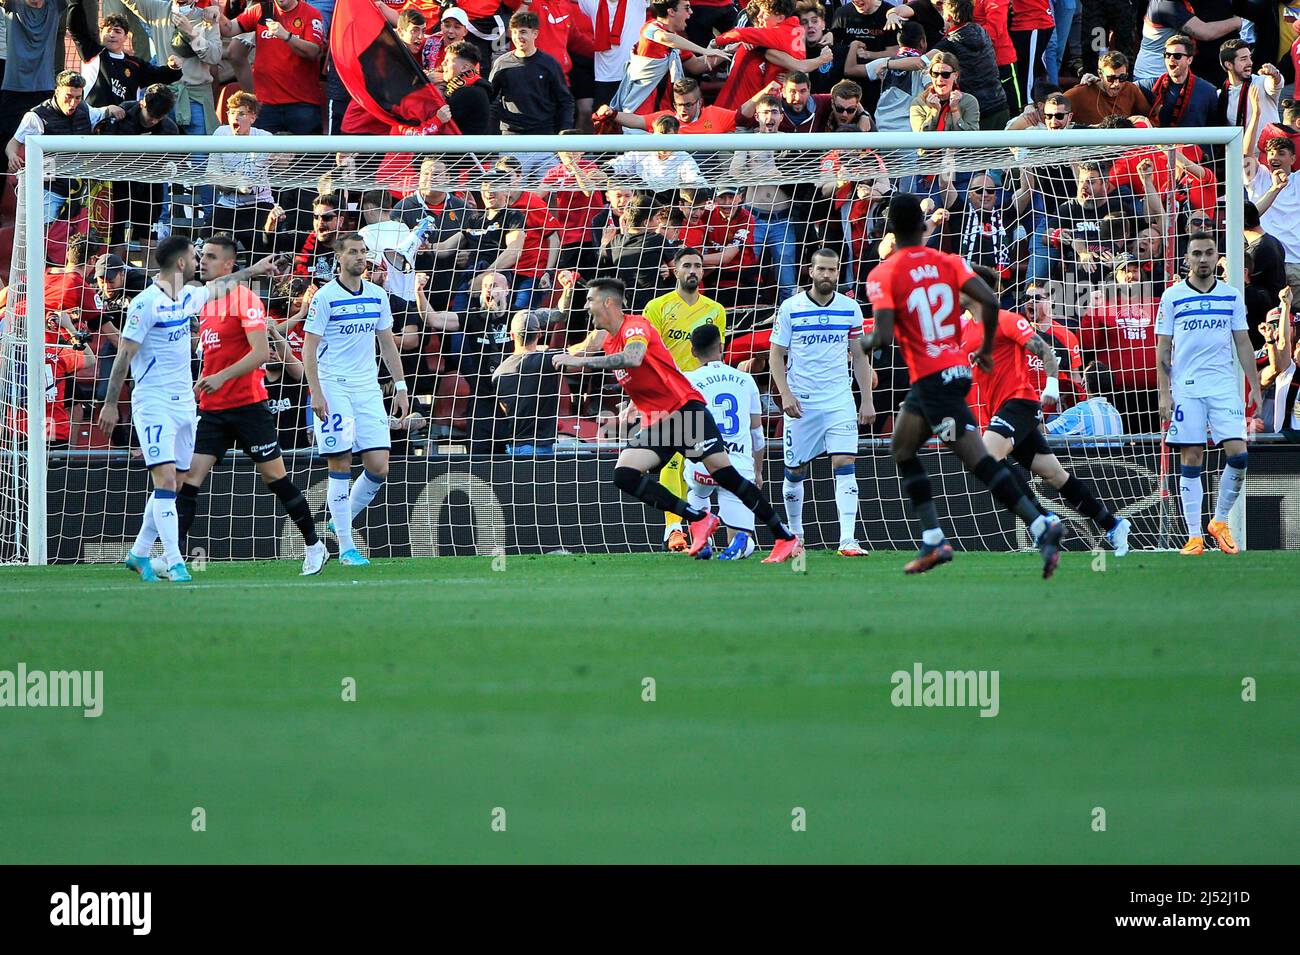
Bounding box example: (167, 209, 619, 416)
(510, 191, 562, 278)
(198, 285, 270, 411)
(540, 160, 606, 245)
(960, 309, 1038, 427)
(645, 105, 740, 135)
(236, 2, 326, 106)
(1030, 318, 1086, 406)
(43, 342, 86, 442)
(704, 206, 759, 273)
(603, 314, 704, 423)
(713, 17, 805, 110)
(1079, 299, 1158, 390)
(865, 246, 976, 381)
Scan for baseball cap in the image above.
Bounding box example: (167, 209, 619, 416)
(441, 7, 470, 27)
(94, 254, 126, 280)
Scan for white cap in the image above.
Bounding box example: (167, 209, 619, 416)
(441, 7, 470, 27)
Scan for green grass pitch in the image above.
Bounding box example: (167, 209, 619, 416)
(0, 551, 1295, 864)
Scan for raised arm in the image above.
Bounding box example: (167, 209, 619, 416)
(202, 253, 286, 299)
(1182, 15, 1242, 43)
(556, 338, 646, 369)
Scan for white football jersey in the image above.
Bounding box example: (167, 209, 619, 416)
(771, 291, 863, 405)
(1156, 279, 1247, 398)
(685, 361, 762, 458)
(304, 278, 394, 386)
(121, 282, 209, 403)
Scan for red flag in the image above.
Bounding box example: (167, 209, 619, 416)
(331, 0, 460, 135)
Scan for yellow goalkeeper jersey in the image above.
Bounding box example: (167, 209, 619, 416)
(643, 291, 727, 372)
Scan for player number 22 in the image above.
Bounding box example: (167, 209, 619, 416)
(907, 283, 955, 342)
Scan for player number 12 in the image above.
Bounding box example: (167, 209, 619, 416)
(907, 284, 955, 342)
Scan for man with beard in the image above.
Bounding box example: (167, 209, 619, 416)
(643, 250, 727, 551)
(1051, 161, 1152, 289)
(1217, 38, 1281, 152)
(770, 247, 875, 556)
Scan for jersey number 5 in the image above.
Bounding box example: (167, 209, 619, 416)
(907, 284, 955, 342)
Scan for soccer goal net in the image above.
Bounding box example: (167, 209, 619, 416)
(0, 127, 1247, 564)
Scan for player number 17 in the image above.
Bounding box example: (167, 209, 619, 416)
(907, 283, 955, 342)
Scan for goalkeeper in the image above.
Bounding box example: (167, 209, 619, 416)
(643, 250, 727, 552)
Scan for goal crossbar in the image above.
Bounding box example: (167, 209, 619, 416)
(12, 126, 1247, 564)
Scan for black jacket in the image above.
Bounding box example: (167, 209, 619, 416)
(489, 49, 575, 135)
(68, 0, 182, 107)
(936, 22, 1007, 120)
(446, 77, 493, 137)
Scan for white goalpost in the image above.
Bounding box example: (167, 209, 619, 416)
(1, 126, 1246, 565)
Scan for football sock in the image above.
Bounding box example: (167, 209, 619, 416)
(973, 455, 1045, 526)
(153, 489, 182, 567)
(614, 466, 705, 521)
(1179, 464, 1203, 538)
(1213, 453, 1248, 522)
(898, 457, 942, 536)
(129, 495, 158, 560)
(782, 468, 805, 538)
(1059, 475, 1118, 532)
(328, 472, 354, 553)
(349, 470, 385, 519)
(710, 465, 795, 540)
(176, 483, 200, 551)
(833, 463, 858, 544)
(659, 455, 686, 533)
(268, 476, 320, 547)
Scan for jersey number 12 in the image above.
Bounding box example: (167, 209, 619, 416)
(907, 283, 955, 342)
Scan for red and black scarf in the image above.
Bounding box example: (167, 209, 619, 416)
(594, 0, 630, 53)
(1217, 77, 1252, 129)
(445, 68, 482, 96)
(1149, 72, 1198, 127)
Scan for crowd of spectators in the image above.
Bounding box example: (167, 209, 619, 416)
(2, 0, 1300, 456)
